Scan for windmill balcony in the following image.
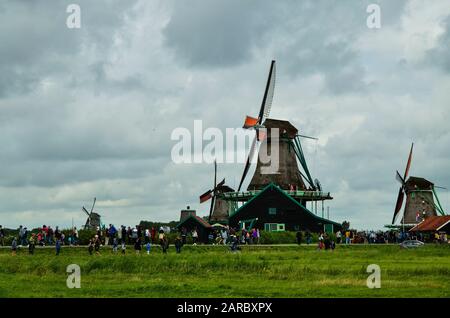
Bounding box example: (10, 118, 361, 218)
(220, 189, 332, 202)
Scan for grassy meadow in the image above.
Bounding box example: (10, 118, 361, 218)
(0, 244, 449, 298)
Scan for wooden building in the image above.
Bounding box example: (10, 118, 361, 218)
(228, 183, 341, 233)
(176, 207, 211, 243)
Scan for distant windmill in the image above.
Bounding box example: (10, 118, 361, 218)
(82, 197, 101, 230)
(392, 143, 446, 225)
(199, 160, 234, 223)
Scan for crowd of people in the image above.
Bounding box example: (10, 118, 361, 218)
(2, 223, 449, 256)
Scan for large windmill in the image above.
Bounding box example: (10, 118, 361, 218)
(221, 60, 338, 232)
(237, 60, 321, 193)
(82, 197, 101, 230)
(392, 143, 446, 225)
(199, 161, 235, 223)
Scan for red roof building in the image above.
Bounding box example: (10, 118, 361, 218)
(410, 216, 450, 232)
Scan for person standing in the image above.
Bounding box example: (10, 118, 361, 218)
(121, 240, 126, 254)
(121, 225, 127, 245)
(306, 231, 312, 245)
(134, 237, 141, 254)
(146, 241, 151, 254)
(72, 227, 78, 246)
(319, 233, 325, 250)
(192, 229, 198, 245)
(105, 226, 110, 246)
(345, 230, 351, 244)
(28, 233, 36, 255)
(11, 237, 17, 255)
(0, 225, 4, 246)
(222, 229, 228, 245)
(175, 236, 182, 254)
(55, 239, 61, 256)
(336, 230, 342, 244)
(88, 239, 94, 255)
(151, 227, 156, 244)
(181, 227, 187, 245)
(296, 231, 303, 245)
(94, 235, 101, 255)
(112, 237, 118, 253)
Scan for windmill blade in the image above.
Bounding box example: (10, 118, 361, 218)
(257, 60, 276, 124)
(90, 197, 97, 213)
(396, 170, 405, 186)
(297, 134, 318, 141)
(238, 134, 258, 191)
(403, 143, 414, 180)
(82, 207, 90, 216)
(392, 187, 405, 224)
(214, 178, 225, 190)
(208, 160, 217, 222)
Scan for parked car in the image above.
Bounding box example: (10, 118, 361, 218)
(399, 240, 425, 249)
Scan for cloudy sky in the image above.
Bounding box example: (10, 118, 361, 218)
(0, 0, 449, 230)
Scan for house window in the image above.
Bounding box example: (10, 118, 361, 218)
(264, 223, 286, 232)
(265, 223, 278, 232)
(268, 207, 277, 215)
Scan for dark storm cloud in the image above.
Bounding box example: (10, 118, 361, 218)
(163, 0, 278, 68)
(0, 0, 449, 230)
(0, 0, 138, 97)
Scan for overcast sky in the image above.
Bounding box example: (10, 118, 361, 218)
(0, 0, 449, 230)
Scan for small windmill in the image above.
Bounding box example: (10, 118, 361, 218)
(82, 197, 101, 230)
(199, 160, 232, 223)
(392, 143, 446, 226)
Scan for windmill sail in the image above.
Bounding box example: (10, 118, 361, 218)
(237, 60, 276, 191)
(392, 143, 413, 224)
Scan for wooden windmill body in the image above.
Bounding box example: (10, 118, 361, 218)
(401, 177, 437, 224)
(247, 119, 306, 191)
(392, 144, 446, 226)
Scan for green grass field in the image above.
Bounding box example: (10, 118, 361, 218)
(0, 244, 449, 298)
